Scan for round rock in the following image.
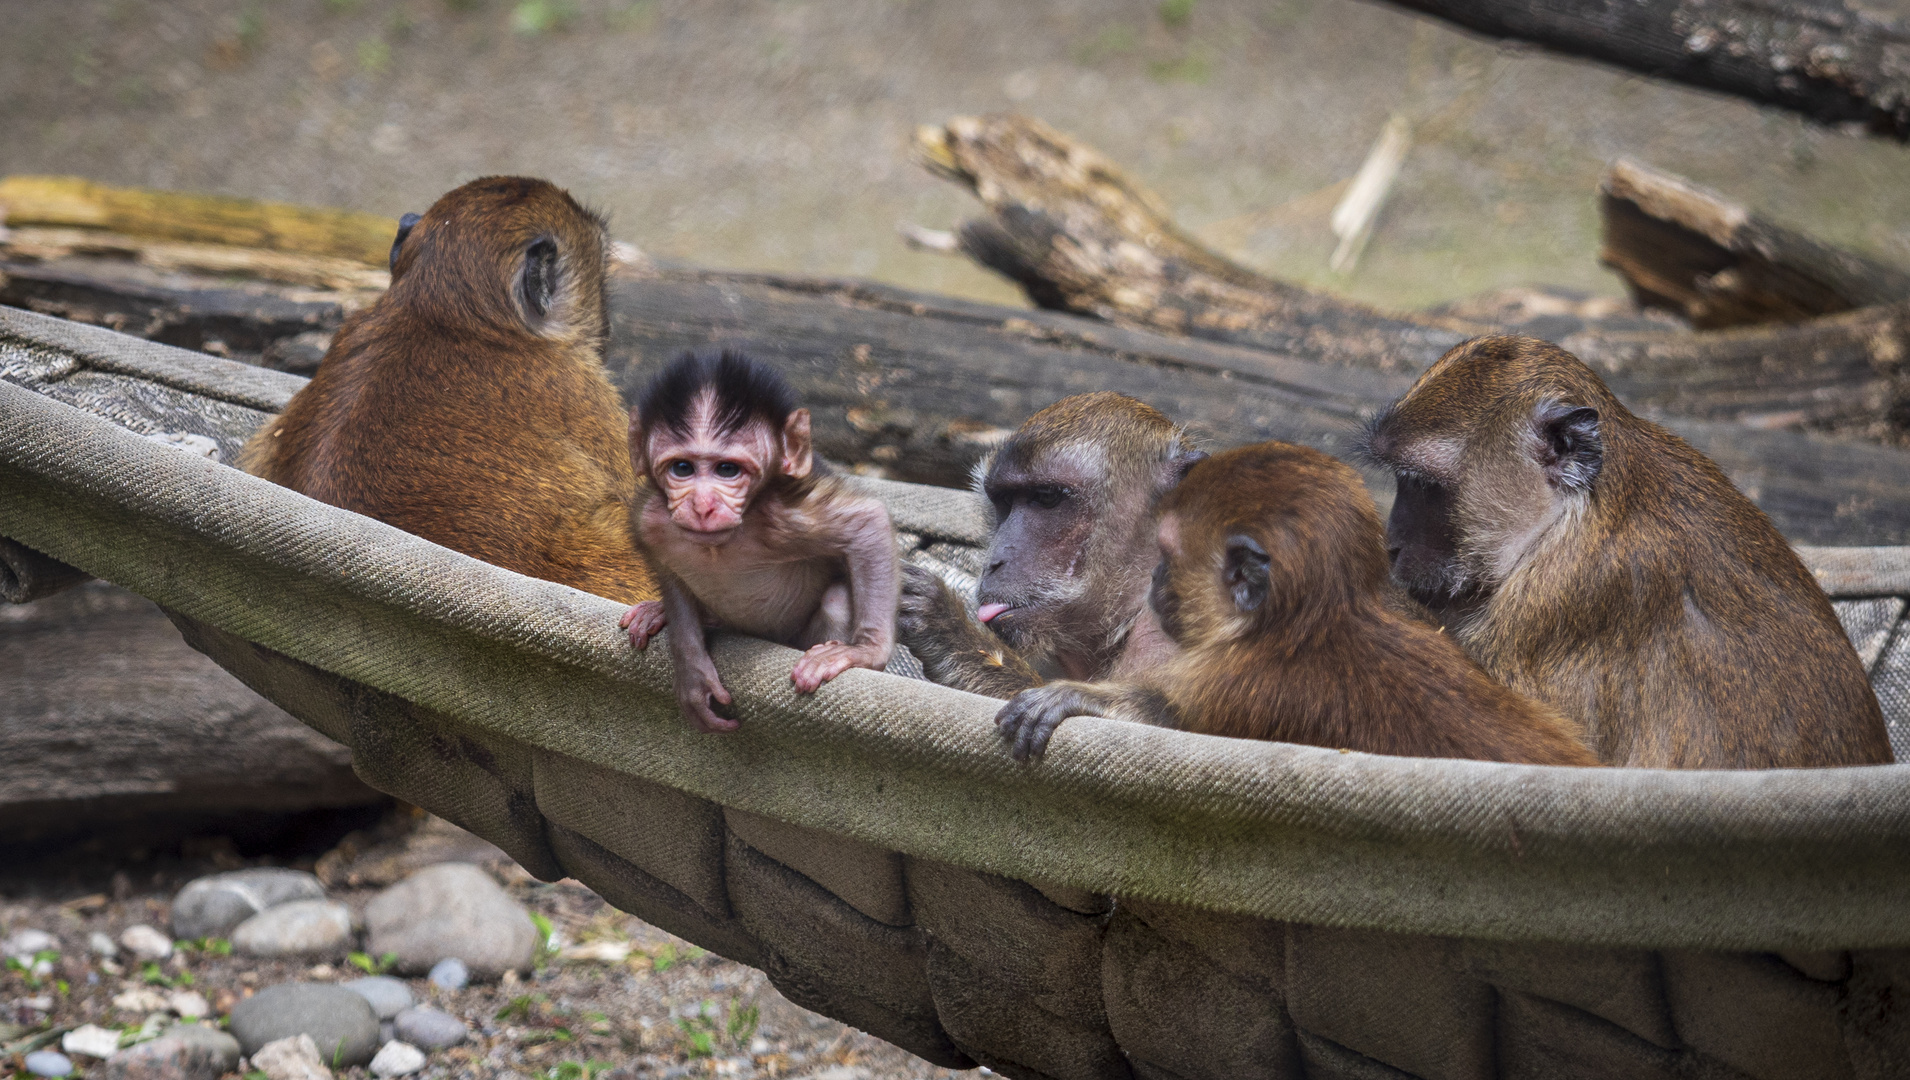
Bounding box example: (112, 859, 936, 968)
(24, 1051, 72, 1077)
(231, 900, 352, 958)
(119, 925, 173, 961)
(427, 958, 467, 991)
(227, 983, 380, 1067)
(392, 1007, 468, 1049)
(364, 864, 535, 979)
(100, 1024, 241, 1080)
(369, 1041, 426, 1078)
(4, 928, 57, 958)
(170, 869, 327, 941)
(342, 976, 413, 1020)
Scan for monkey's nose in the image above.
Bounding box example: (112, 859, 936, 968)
(1386, 546, 1402, 566)
(987, 559, 1005, 575)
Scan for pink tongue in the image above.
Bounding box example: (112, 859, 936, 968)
(976, 603, 1012, 623)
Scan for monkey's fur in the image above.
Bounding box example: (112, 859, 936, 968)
(241, 177, 658, 604)
(1364, 335, 1890, 769)
(899, 392, 1201, 697)
(997, 442, 1597, 765)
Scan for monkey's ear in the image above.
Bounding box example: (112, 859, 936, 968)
(1169, 449, 1208, 484)
(1532, 402, 1602, 491)
(1223, 534, 1271, 614)
(781, 408, 815, 479)
(389, 212, 421, 273)
(517, 236, 562, 326)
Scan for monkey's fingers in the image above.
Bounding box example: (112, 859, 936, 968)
(997, 693, 1063, 761)
(791, 643, 859, 694)
(683, 690, 739, 733)
(622, 600, 668, 649)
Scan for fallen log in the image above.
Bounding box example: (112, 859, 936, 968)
(914, 114, 1910, 439)
(1374, 0, 1910, 140)
(1600, 157, 1910, 327)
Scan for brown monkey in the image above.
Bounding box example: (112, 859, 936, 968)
(621, 350, 898, 732)
(1362, 335, 1891, 769)
(240, 176, 658, 604)
(996, 442, 1597, 764)
(898, 392, 1204, 698)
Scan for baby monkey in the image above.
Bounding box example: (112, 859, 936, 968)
(622, 350, 898, 731)
(997, 441, 1596, 766)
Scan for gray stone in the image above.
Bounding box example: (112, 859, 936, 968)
(227, 983, 381, 1067)
(101, 1024, 241, 1080)
(342, 976, 413, 1020)
(4, 928, 57, 958)
(231, 900, 353, 958)
(170, 868, 328, 940)
(427, 958, 467, 990)
(393, 1007, 469, 1049)
(363, 863, 536, 979)
(369, 1041, 426, 1078)
(119, 925, 173, 961)
(24, 1051, 72, 1077)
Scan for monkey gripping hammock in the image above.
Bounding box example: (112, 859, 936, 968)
(5, 306, 1910, 1080)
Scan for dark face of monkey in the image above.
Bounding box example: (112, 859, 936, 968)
(972, 393, 1201, 671)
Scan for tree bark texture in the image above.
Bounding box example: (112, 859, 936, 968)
(915, 114, 1910, 441)
(1377, 0, 1910, 139)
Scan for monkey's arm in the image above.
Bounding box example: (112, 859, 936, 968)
(791, 497, 899, 692)
(658, 576, 737, 733)
(897, 564, 1042, 698)
(996, 680, 1173, 761)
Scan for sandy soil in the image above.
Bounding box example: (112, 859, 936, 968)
(2, 0, 1908, 314)
(1, 815, 963, 1080)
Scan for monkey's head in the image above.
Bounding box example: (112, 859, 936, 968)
(631, 350, 812, 544)
(384, 176, 610, 351)
(1361, 336, 1617, 613)
(974, 392, 1203, 665)
(1151, 442, 1387, 646)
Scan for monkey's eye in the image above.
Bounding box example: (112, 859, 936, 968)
(1029, 486, 1067, 509)
(669, 461, 695, 479)
(715, 461, 742, 479)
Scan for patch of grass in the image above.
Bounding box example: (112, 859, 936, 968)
(544, 1062, 613, 1080)
(1158, 0, 1194, 29)
(3, 950, 60, 991)
(510, 0, 577, 35)
(1148, 49, 1212, 83)
(347, 951, 398, 975)
(674, 1000, 759, 1059)
(178, 938, 232, 957)
(495, 992, 545, 1022)
(357, 37, 391, 72)
(140, 961, 193, 988)
(237, 3, 265, 51)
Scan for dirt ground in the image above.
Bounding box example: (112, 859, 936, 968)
(2, 0, 1909, 314)
(1, 814, 964, 1080)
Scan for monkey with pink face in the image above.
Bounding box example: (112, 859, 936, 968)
(621, 350, 898, 732)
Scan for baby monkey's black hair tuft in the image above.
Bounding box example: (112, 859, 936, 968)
(639, 349, 800, 439)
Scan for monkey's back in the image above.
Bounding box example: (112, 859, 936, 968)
(1167, 603, 1597, 766)
(242, 305, 658, 605)
(1474, 421, 1888, 769)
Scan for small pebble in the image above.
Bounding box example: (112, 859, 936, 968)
(62, 1023, 124, 1059)
(368, 1041, 426, 1078)
(392, 1007, 467, 1049)
(3, 928, 56, 958)
(120, 925, 174, 961)
(427, 957, 467, 990)
(231, 900, 352, 958)
(112, 986, 171, 1013)
(342, 976, 413, 1020)
(24, 1050, 73, 1077)
(168, 989, 210, 1019)
(249, 1034, 333, 1080)
(88, 931, 119, 958)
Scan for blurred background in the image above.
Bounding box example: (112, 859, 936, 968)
(6, 0, 1910, 314)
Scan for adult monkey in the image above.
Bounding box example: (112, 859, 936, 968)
(898, 392, 1203, 697)
(1362, 335, 1891, 769)
(243, 176, 657, 605)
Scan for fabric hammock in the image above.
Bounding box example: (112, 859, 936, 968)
(4, 304, 1909, 1080)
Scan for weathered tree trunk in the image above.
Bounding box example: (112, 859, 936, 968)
(0, 580, 387, 848)
(915, 114, 1910, 439)
(1376, 0, 1910, 139)
(1600, 157, 1910, 327)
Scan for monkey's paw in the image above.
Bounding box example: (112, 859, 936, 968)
(621, 600, 668, 649)
(791, 641, 885, 694)
(897, 564, 966, 641)
(996, 684, 1099, 761)
(674, 664, 738, 733)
